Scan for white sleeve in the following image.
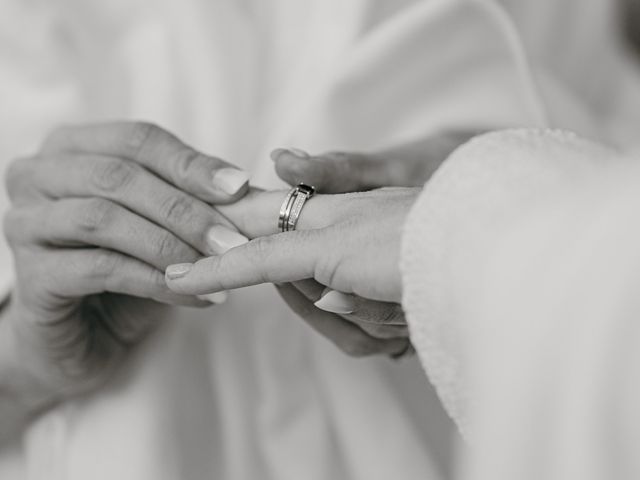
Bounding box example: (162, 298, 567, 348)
(462, 158, 640, 480)
(400, 129, 619, 437)
(0, 0, 84, 299)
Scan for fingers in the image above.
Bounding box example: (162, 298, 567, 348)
(41, 122, 249, 203)
(16, 247, 205, 308)
(165, 229, 342, 294)
(314, 290, 407, 325)
(299, 286, 407, 339)
(215, 188, 340, 238)
(9, 153, 236, 255)
(275, 283, 407, 357)
(271, 148, 390, 193)
(271, 132, 480, 194)
(6, 198, 201, 270)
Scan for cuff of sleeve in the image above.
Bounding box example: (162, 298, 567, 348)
(400, 128, 615, 439)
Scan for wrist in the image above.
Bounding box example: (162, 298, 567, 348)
(0, 295, 59, 415)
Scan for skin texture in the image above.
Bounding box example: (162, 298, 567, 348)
(167, 135, 477, 358)
(168, 186, 421, 357)
(0, 123, 472, 443)
(0, 122, 249, 443)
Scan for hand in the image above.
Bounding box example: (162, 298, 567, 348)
(268, 137, 475, 356)
(1, 122, 250, 410)
(261, 134, 474, 356)
(271, 129, 479, 193)
(165, 187, 420, 357)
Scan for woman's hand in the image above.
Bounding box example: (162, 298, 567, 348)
(1, 122, 250, 412)
(266, 138, 476, 355)
(271, 129, 479, 193)
(165, 187, 420, 357)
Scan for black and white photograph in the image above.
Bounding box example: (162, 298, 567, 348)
(1, 0, 640, 479)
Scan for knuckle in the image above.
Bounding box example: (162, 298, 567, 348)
(249, 235, 275, 256)
(5, 156, 26, 183)
(5, 156, 32, 199)
(246, 237, 276, 277)
(379, 304, 405, 325)
(41, 124, 71, 150)
(3, 209, 23, 244)
(125, 121, 157, 157)
(153, 231, 181, 260)
(173, 148, 202, 181)
(91, 251, 120, 279)
(160, 194, 196, 225)
(74, 198, 116, 235)
(91, 158, 138, 193)
(314, 256, 341, 288)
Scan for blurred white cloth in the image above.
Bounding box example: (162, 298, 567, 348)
(0, 1, 545, 479)
(401, 129, 619, 436)
(0, 0, 637, 479)
(466, 145, 640, 480)
(402, 128, 640, 479)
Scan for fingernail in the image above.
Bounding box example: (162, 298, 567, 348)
(314, 290, 355, 314)
(212, 167, 249, 195)
(270, 148, 287, 161)
(205, 225, 249, 254)
(289, 148, 309, 158)
(197, 291, 228, 304)
(166, 263, 193, 280)
(270, 148, 309, 161)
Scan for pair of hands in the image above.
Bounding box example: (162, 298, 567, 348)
(0, 122, 468, 411)
(165, 132, 476, 356)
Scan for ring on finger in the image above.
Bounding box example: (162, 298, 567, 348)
(278, 183, 316, 232)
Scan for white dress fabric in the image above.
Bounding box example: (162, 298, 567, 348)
(0, 0, 636, 478)
(0, 1, 548, 478)
(465, 143, 640, 480)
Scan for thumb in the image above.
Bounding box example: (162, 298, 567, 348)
(271, 148, 389, 193)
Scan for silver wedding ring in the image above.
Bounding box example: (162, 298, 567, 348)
(278, 184, 316, 232)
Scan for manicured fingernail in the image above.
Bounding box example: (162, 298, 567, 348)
(197, 291, 228, 304)
(270, 148, 309, 161)
(270, 148, 287, 161)
(212, 167, 249, 195)
(314, 290, 355, 314)
(289, 148, 309, 158)
(205, 225, 249, 255)
(166, 263, 193, 280)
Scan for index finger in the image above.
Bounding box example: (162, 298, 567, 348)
(41, 122, 250, 203)
(165, 228, 340, 295)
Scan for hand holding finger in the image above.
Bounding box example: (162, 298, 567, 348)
(8, 153, 241, 256)
(275, 283, 408, 357)
(271, 148, 390, 193)
(314, 290, 408, 339)
(41, 122, 250, 203)
(287, 280, 407, 340)
(168, 189, 413, 303)
(6, 198, 201, 270)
